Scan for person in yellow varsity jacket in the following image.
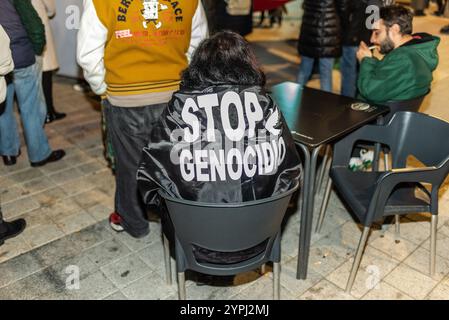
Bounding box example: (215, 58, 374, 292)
(77, 0, 208, 238)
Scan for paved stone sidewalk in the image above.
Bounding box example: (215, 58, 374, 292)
(1, 187, 449, 300)
(0, 79, 114, 263)
(1, 5, 449, 299)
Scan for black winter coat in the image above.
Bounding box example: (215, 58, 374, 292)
(340, 0, 384, 46)
(298, 0, 344, 58)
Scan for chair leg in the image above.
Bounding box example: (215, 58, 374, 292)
(380, 216, 395, 238)
(380, 218, 387, 238)
(162, 233, 172, 285)
(177, 272, 186, 300)
(316, 145, 331, 192)
(273, 262, 280, 300)
(346, 226, 370, 293)
(260, 264, 266, 275)
(171, 256, 177, 284)
(430, 215, 438, 276)
(314, 145, 325, 190)
(384, 152, 390, 171)
(316, 178, 332, 234)
(394, 215, 401, 244)
(373, 143, 381, 171)
(320, 148, 333, 193)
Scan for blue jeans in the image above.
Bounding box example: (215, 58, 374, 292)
(340, 46, 358, 98)
(297, 56, 334, 93)
(0, 63, 51, 162)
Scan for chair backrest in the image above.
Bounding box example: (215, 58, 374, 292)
(161, 186, 297, 276)
(387, 112, 449, 171)
(381, 92, 428, 123)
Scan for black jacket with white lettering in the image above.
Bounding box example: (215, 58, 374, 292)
(137, 85, 302, 207)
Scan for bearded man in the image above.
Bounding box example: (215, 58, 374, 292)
(356, 5, 440, 104)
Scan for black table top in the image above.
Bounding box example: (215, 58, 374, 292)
(270, 82, 390, 148)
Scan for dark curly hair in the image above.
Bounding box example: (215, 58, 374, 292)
(181, 31, 266, 89)
(380, 5, 414, 35)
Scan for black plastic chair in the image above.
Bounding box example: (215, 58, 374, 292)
(160, 185, 298, 300)
(371, 94, 429, 232)
(316, 93, 429, 234)
(373, 92, 429, 170)
(315, 112, 449, 293)
(381, 93, 427, 124)
(316, 93, 428, 186)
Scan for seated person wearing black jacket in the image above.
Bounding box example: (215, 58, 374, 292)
(137, 31, 301, 263)
(137, 31, 301, 206)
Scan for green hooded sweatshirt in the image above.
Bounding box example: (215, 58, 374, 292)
(13, 0, 46, 56)
(358, 33, 440, 105)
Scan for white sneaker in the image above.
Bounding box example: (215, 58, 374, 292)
(72, 83, 90, 93)
(109, 212, 124, 232)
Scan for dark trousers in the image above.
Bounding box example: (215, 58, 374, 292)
(437, 0, 448, 13)
(42, 71, 54, 114)
(104, 99, 166, 237)
(412, 0, 428, 10)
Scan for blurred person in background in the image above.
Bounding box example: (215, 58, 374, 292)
(32, 0, 66, 123)
(214, 0, 253, 36)
(202, 0, 216, 33)
(441, 24, 449, 34)
(433, 0, 447, 16)
(0, 0, 65, 167)
(411, 0, 428, 16)
(339, 0, 384, 98)
(297, 0, 344, 93)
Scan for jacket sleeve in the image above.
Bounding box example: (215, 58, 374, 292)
(76, 0, 108, 95)
(13, 0, 46, 55)
(137, 154, 161, 207)
(0, 26, 14, 76)
(136, 110, 172, 207)
(186, 1, 209, 62)
(357, 55, 413, 103)
(276, 106, 302, 192)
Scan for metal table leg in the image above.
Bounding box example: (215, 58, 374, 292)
(296, 144, 323, 279)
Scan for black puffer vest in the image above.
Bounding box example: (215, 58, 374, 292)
(298, 0, 343, 58)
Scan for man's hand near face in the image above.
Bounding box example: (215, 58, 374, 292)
(357, 41, 373, 63)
